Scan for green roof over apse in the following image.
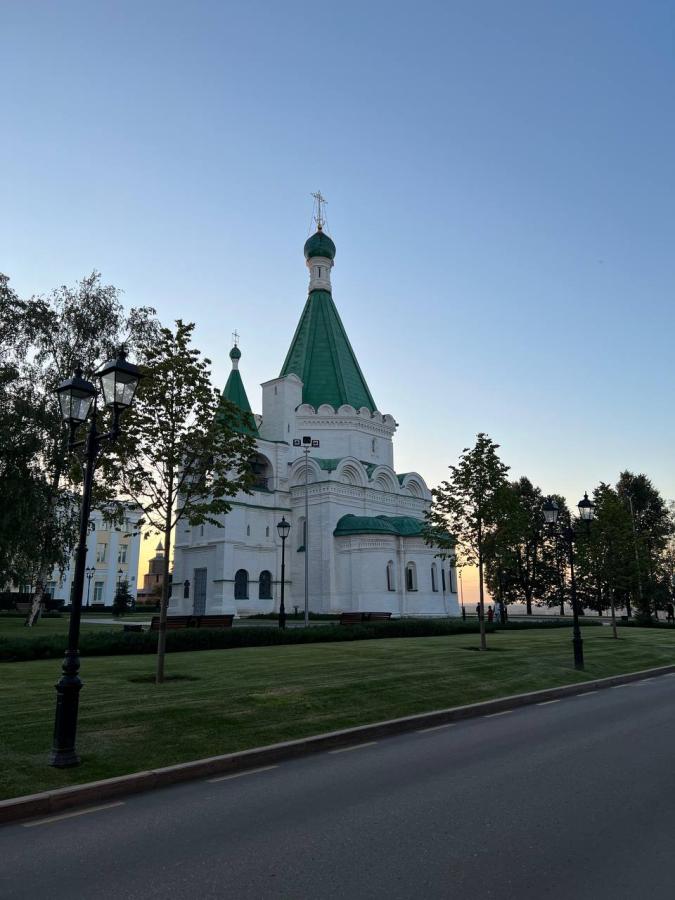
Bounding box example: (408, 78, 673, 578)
(216, 348, 259, 437)
(280, 290, 376, 412)
(334, 515, 427, 537)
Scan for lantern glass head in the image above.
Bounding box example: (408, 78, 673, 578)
(97, 350, 141, 412)
(578, 492, 595, 522)
(55, 368, 97, 424)
(277, 516, 291, 540)
(542, 498, 559, 526)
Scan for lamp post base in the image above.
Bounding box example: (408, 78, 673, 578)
(50, 671, 82, 768)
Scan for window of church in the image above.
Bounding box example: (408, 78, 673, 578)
(405, 563, 417, 592)
(431, 564, 438, 592)
(259, 570, 272, 599)
(234, 569, 248, 600)
(266, 526, 270, 537)
(441, 569, 446, 592)
(200, 525, 204, 537)
(371, 438, 376, 454)
(386, 561, 395, 591)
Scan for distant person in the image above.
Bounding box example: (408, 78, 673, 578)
(502, 603, 508, 623)
(494, 603, 501, 625)
(487, 605, 494, 624)
(667, 602, 674, 624)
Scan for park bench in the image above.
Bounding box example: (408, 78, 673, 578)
(194, 615, 234, 629)
(365, 612, 392, 622)
(339, 612, 365, 625)
(149, 615, 234, 631)
(150, 615, 195, 630)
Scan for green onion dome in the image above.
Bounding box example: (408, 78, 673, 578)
(303, 229, 336, 261)
(229, 345, 241, 361)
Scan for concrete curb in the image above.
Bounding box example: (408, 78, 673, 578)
(3, 662, 675, 826)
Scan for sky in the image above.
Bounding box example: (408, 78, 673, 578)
(2, 1, 674, 598)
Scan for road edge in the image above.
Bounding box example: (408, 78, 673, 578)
(3, 662, 674, 825)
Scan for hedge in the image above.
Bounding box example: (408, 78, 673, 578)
(0, 617, 598, 663)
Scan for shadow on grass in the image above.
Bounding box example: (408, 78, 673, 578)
(127, 674, 200, 683)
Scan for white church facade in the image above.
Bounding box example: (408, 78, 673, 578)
(170, 213, 459, 618)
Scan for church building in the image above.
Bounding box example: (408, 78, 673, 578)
(170, 205, 458, 618)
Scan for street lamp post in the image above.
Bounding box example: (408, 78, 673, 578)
(85, 567, 96, 607)
(277, 516, 291, 629)
(52, 351, 140, 767)
(293, 435, 319, 627)
(543, 493, 595, 671)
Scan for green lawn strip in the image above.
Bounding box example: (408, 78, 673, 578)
(2, 627, 674, 801)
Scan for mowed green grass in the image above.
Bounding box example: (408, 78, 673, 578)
(0, 613, 152, 640)
(2, 626, 675, 801)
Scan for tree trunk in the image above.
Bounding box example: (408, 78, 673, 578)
(525, 591, 533, 616)
(156, 469, 174, 685)
(478, 523, 487, 651)
(610, 588, 618, 640)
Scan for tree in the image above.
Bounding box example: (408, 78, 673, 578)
(426, 433, 509, 650)
(110, 320, 256, 683)
(0, 271, 156, 590)
(617, 472, 673, 621)
(112, 580, 133, 617)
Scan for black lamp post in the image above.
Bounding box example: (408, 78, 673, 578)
(84, 566, 96, 607)
(276, 516, 291, 629)
(543, 493, 595, 671)
(52, 350, 140, 767)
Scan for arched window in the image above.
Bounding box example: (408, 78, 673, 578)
(431, 563, 438, 592)
(259, 571, 272, 599)
(405, 562, 417, 592)
(234, 569, 248, 600)
(441, 568, 446, 592)
(386, 560, 395, 591)
(246, 525, 250, 537)
(297, 517, 306, 551)
(266, 526, 270, 538)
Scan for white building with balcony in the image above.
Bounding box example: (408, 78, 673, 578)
(169, 222, 458, 618)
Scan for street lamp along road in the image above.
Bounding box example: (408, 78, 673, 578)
(52, 350, 141, 768)
(276, 516, 291, 630)
(543, 493, 595, 671)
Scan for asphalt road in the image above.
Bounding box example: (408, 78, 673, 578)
(3, 674, 675, 899)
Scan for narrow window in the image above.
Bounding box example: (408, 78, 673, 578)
(234, 569, 249, 600)
(405, 563, 417, 591)
(266, 526, 270, 537)
(431, 564, 438, 592)
(441, 569, 446, 591)
(259, 570, 272, 599)
(247, 525, 251, 536)
(93, 581, 104, 603)
(386, 561, 395, 591)
(95, 543, 106, 563)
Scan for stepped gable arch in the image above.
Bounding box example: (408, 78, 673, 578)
(335, 457, 368, 487)
(289, 455, 321, 487)
(398, 472, 430, 500)
(370, 465, 399, 494)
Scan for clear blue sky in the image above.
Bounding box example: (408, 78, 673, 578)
(3, 0, 674, 522)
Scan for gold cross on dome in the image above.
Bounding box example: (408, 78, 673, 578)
(311, 190, 327, 230)
(232, 330, 240, 347)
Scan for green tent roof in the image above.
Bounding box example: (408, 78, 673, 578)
(334, 514, 426, 537)
(280, 290, 376, 412)
(216, 354, 259, 437)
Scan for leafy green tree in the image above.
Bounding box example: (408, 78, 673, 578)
(426, 433, 509, 650)
(110, 320, 256, 683)
(617, 472, 673, 621)
(0, 271, 156, 591)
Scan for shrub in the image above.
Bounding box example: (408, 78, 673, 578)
(0, 618, 495, 663)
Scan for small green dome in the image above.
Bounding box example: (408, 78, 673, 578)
(229, 345, 241, 360)
(304, 229, 336, 261)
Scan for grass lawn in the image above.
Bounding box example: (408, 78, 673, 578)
(2, 626, 675, 801)
(0, 612, 152, 641)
